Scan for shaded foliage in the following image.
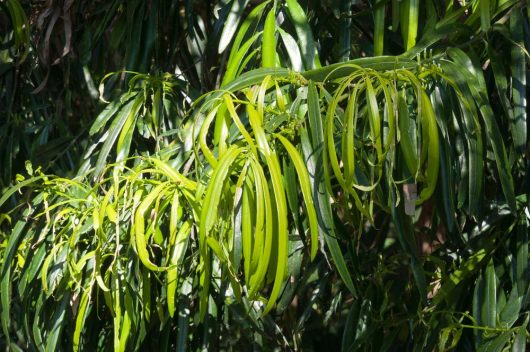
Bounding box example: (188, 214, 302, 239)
(1, 0, 530, 350)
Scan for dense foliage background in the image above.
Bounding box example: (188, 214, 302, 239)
(1, 0, 529, 350)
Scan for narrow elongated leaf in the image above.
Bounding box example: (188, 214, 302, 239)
(499, 287, 522, 328)
(365, 76, 383, 158)
(149, 158, 197, 190)
(206, 237, 242, 300)
(94, 94, 143, 177)
(262, 8, 277, 68)
(167, 219, 192, 317)
(373, 0, 385, 56)
(390, 186, 427, 302)
(241, 179, 253, 280)
(276, 134, 318, 260)
(398, 93, 418, 176)
(438, 62, 484, 216)
(480, 331, 512, 352)
(1, 220, 26, 341)
(89, 97, 127, 136)
(339, 0, 353, 61)
(401, 0, 419, 51)
(416, 90, 439, 203)
(218, 0, 251, 53)
(445, 49, 516, 212)
(482, 260, 497, 327)
(248, 158, 273, 296)
(45, 294, 69, 352)
(513, 324, 527, 351)
(279, 28, 303, 71)
(222, 33, 261, 86)
(488, 45, 516, 146)
(118, 290, 133, 352)
(510, 8, 527, 152)
(245, 104, 288, 314)
(480, 0, 491, 32)
(176, 298, 189, 351)
(304, 81, 356, 295)
(435, 242, 492, 305)
(0, 176, 46, 209)
(73, 287, 92, 352)
(514, 216, 529, 295)
(134, 183, 170, 271)
(284, 0, 321, 69)
(199, 146, 245, 319)
(223, 1, 270, 84)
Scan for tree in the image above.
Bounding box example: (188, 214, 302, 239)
(0, 0, 529, 350)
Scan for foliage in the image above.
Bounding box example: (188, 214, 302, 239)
(1, 0, 530, 350)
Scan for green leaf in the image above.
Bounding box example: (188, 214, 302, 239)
(262, 8, 277, 68)
(438, 60, 484, 216)
(480, 331, 512, 352)
(73, 287, 92, 352)
(1, 220, 27, 342)
(94, 93, 143, 177)
(401, 0, 419, 51)
(89, 93, 132, 136)
(284, 0, 321, 69)
(513, 323, 527, 352)
(245, 105, 288, 314)
(398, 92, 418, 176)
(499, 287, 522, 328)
(488, 44, 517, 149)
(223, 0, 270, 83)
(167, 219, 192, 317)
(416, 90, 440, 203)
(341, 300, 361, 352)
(45, 294, 69, 352)
(480, 0, 491, 32)
(510, 8, 527, 152)
(247, 158, 273, 297)
(134, 183, 170, 271)
(446, 48, 516, 212)
(206, 237, 242, 300)
(339, 0, 353, 61)
(276, 134, 318, 260)
(373, 0, 385, 56)
(279, 28, 303, 71)
(391, 0, 400, 31)
(483, 260, 497, 327)
(513, 213, 529, 295)
(304, 81, 356, 296)
(222, 33, 262, 86)
(218, 0, 251, 53)
(0, 176, 46, 209)
(435, 242, 492, 305)
(199, 146, 245, 319)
